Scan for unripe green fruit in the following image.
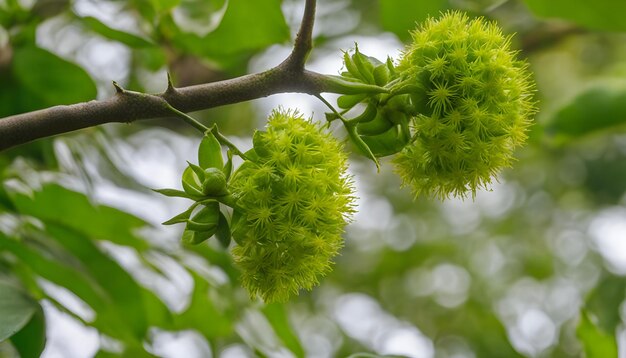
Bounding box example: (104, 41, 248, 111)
(393, 11, 535, 199)
(202, 167, 227, 196)
(229, 108, 355, 303)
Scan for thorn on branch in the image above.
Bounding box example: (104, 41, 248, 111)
(166, 72, 178, 95)
(112, 81, 125, 94)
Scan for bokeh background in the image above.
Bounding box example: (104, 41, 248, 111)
(1, 0, 626, 357)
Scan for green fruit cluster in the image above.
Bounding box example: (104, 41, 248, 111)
(157, 10, 537, 304)
(229, 109, 355, 302)
(392, 11, 534, 199)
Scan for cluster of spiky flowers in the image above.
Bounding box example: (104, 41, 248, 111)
(157, 10, 537, 304)
(392, 11, 535, 199)
(228, 109, 355, 303)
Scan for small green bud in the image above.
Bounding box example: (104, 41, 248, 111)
(181, 166, 204, 198)
(202, 167, 227, 196)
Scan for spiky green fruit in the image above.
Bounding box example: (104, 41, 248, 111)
(229, 109, 355, 303)
(393, 11, 535, 199)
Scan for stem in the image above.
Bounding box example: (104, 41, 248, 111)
(315, 94, 380, 170)
(210, 125, 249, 161)
(165, 105, 209, 133)
(315, 94, 348, 123)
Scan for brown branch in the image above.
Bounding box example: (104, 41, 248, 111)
(282, 0, 316, 70)
(0, 0, 321, 152)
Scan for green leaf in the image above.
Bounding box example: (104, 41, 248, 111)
(198, 132, 224, 169)
(134, 47, 167, 71)
(252, 130, 271, 157)
(185, 220, 217, 233)
(522, 0, 626, 32)
(162, 204, 197, 225)
(44, 224, 170, 340)
(170, 0, 227, 36)
(343, 51, 361, 79)
(0, 71, 47, 117)
(7, 183, 149, 250)
(202, 0, 289, 55)
(351, 48, 376, 84)
(185, 202, 219, 231)
(360, 125, 409, 157)
(215, 210, 231, 248)
(182, 166, 205, 197)
(223, 150, 234, 180)
(171, 0, 289, 70)
(373, 64, 390, 86)
(576, 311, 618, 358)
(12, 46, 97, 107)
(0, 236, 111, 332)
(261, 303, 305, 358)
(547, 84, 626, 142)
(151, 0, 181, 12)
(173, 273, 234, 339)
(584, 157, 626, 204)
(345, 122, 380, 169)
(0, 234, 165, 353)
(379, 0, 447, 41)
(584, 275, 626, 334)
(243, 148, 260, 162)
(10, 304, 46, 358)
(187, 161, 206, 182)
(3, 225, 171, 349)
(79, 16, 154, 48)
(230, 209, 247, 246)
(337, 94, 367, 109)
(153, 188, 194, 199)
(0, 280, 38, 342)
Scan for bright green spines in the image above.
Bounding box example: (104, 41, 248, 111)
(230, 109, 355, 303)
(393, 11, 535, 199)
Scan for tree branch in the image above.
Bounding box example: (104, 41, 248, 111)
(282, 0, 316, 71)
(0, 0, 321, 152)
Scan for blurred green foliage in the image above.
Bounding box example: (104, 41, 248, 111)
(522, 0, 626, 32)
(1, 0, 626, 357)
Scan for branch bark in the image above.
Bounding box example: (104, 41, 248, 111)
(0, 0, 322, 152)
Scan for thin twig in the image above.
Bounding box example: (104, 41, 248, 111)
(315, 94, 347, 123)
(165, 105, 210, 133)
(316, 94, 380, 170)
(209, 124, 249, 161)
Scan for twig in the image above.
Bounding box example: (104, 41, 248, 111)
(165, 104, 210, 133)
(282, 0, 316, 71)
(209, 124, 249, 161)
(316, 94, 380, 170)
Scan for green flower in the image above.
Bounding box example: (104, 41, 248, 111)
(229, 109, 355, 303)
(393, 11, 535, 199)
